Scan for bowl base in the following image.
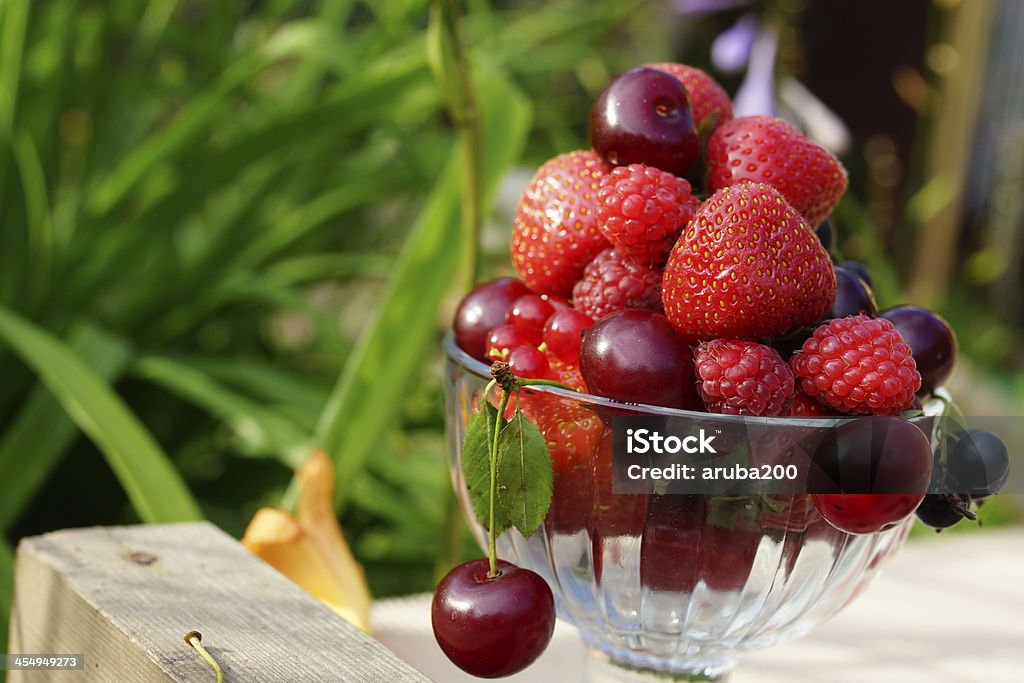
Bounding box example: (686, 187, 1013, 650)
(583, 644, 736, 682)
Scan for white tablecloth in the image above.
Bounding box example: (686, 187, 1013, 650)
(372, 529, 1024, 682)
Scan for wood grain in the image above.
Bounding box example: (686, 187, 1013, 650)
(7, 522, 430, 682)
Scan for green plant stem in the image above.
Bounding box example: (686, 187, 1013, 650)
(184, 631, 224, 683)
(488, 381, 508, 578)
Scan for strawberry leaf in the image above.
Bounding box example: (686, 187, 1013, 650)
(496, 407, 552, 539)
(461, 402, 510, 535)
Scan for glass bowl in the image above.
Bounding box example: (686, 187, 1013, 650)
(443, 335, 923, 682)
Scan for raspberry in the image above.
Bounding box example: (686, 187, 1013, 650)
(571, 248, 663, 321)
(694, 339, 795, 416)
(790, 315, 922, 415)
(596, 164, 699, 267)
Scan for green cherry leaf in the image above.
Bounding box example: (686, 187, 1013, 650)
(461, 402, 510, 536)
(496, 407, 553, 539)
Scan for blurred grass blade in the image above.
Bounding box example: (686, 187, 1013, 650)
(315, 72, 531, 508)
(0, 0, 28, 134)
(0, 324, 130, 531)
(0, 306, 202, 522)
(133, 355, 310, 466)
(12, 132, 53, 304)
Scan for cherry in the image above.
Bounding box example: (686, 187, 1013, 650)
(454, 278, 531, 361)
(432, 559, 555, 678)
(813, 493, 924, 535)
(507, 345, 551, 379)
(590, 67, 699, 177)
(839, 260, 873, 288)
(915, 493, 975, 530)
(579, 310, 700, 409)
(485, 324, 540, 362)
(508, 294, 566, 336)
(946, 428, 1009, 498)
(879, 305, 958, 394)
(809, 417, 932, 534)
(815, 218, 834, 251)
(830, 266, 878, 318)
(543, 308, 594, 364)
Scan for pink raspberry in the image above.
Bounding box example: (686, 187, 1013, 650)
(596, 164, 699, 266)
(571, 249, 663, 321)
(694, 340, 795, 416)
(790, 314, 922, 415)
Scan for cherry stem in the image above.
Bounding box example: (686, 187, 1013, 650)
(184, 631, 224, 683)
(488, 382, 509, 578)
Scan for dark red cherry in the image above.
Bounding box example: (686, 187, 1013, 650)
(915, 493, 976, 530)
(579, 309, 700, 410)
(590, 67, 699, 177)
(879, 305, 958, 394)
(830, 266, 878, 318)
(813, 493, 925, 535)
(543, 308, 594, 364)
(454, 278, 531, 361)
(431, 559, 555, 678)
(810, 417, 932, 534)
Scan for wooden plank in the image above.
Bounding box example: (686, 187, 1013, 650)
(7, 522, 430, 682)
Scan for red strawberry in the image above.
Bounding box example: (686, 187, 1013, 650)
(706, 116, 848, 227)
(596, 163, 700, 267)
(662, 182, 836, 342)
(511, 150, 612, 295)
(645, 62, 733, 132)
(513, 392, 603, 534)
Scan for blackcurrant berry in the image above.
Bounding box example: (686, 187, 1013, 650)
(946, 429, 1009, 498)
(432, 559, 555, 678)
(590, 68, 699, 177)
(454, 278, 531, 362)
(915, 493, 976, 530)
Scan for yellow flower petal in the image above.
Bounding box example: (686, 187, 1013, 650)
(242, 450, 372, 632)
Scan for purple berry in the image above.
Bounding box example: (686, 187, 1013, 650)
(454, 278, 531, 361)
(830, 266, 878, 318)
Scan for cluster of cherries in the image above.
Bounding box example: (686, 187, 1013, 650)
(432, 61, 1011, 679)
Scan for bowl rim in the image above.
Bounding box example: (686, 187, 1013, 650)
(444, 334, 936, 428)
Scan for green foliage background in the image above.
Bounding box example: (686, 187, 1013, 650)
(0, 0, 1020, 656)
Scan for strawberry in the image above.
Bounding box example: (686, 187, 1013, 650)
(511, 150, 612, 295)
(706, 116, 848, 227)
(662, 182, 836, 342)
(645, 62, 733, 132)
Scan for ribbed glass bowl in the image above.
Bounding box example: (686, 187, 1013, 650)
(443, 336, 922, 681)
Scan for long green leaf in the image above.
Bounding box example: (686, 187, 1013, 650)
(132, 355, 310, 466)
(315, 72, 531, 508)
(0, 306, 201, 523)
(0, 324, 130, 531)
